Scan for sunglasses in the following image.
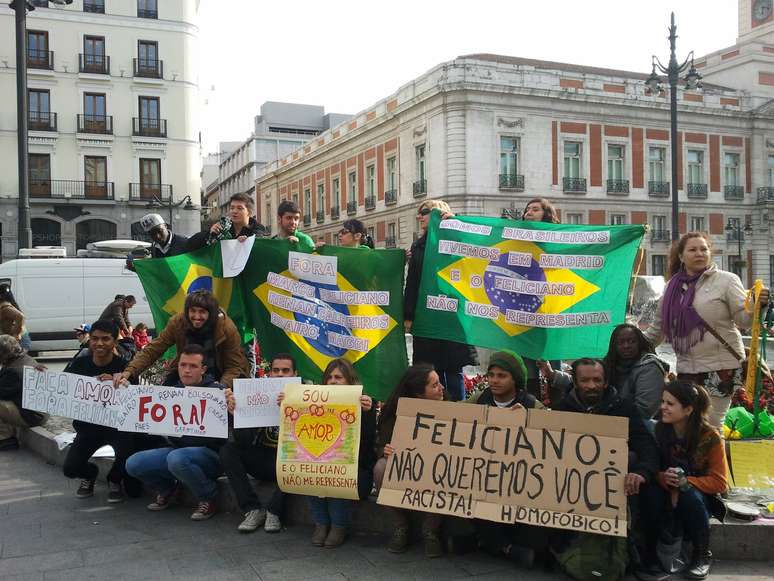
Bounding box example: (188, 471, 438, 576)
(418, 208, 431, 217)
(338, 229, 352, 236)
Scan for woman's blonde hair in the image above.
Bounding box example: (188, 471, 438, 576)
(418, 199, 451, 214)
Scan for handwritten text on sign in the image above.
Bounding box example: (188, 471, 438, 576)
(377, 399, 628, 537)
(117, 384, 228, 439)
(232, 377, 301, 428)
(22, 367, 132, 429)
(277, 384, 362, 500)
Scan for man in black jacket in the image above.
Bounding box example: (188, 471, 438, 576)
(221, 353, 297, 534)
(125, 344, 225, 521)
(140, 213, 190, 258)
(0, 335, 45, 451)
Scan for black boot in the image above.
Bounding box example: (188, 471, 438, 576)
(684, 528, 712, 580)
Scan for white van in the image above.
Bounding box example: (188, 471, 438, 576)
(0, 258, 154, 352)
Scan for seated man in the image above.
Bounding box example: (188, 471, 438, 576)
(62, 320, 145, 503)
(125, 344, 225, 521)
(221, 353, 297, 533)
(467, 350, 543, 568)
(0, 335, 46, 451)
(552, 358, 659, 572)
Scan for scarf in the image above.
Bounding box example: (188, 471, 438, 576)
(662, 267, 706, 355)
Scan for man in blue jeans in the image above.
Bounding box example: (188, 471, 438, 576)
(125, 344, 225, 521)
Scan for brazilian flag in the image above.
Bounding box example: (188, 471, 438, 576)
(242, 239, 408, 400)
(133, 244, 253, 345)
(412, 212, 645, 360)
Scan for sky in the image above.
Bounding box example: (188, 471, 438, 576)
(198, 0, 738, 154)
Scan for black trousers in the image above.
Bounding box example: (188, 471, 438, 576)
(63, 423, 160, 497)
(219, 441, 285, 515)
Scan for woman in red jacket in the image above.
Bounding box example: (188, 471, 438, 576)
(638, 381, 727, 580)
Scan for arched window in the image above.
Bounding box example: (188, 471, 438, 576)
(76, 219, 116, 249)
(31, 218, 61, 246)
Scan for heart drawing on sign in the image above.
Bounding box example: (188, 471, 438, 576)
(294, 412, 342, 458)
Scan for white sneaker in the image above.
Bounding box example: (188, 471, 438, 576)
(264, 511, 282, 533)
(237, 508, 266, 533)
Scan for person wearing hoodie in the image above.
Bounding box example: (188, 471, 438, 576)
(116, 290, 249, 389)
(125, 344, 225, 521)
(0, 335, 46, 451)
(466, 350, 543, 569)
(603, 324, 668, 420)
(188, 193, 268, 250)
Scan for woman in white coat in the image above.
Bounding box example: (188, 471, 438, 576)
(645, 231, 769, 428)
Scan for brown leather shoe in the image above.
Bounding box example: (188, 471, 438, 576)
(324, 526, 348, 548)
(311, 524, 329, 547)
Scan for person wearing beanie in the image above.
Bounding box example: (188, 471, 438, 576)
(467, 350, 543, 409)
(466, 350, 542, 569)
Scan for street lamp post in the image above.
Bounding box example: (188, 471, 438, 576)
(725, 218, 753, 279)
(145, 194, 197, 230)
(645, 12, 702, 242)
(10, 0, 72, 253)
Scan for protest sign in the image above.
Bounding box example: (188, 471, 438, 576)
(232, 377, 300, 428)
(411, 212, 645, 360)
(378, 399, 629, 537)
(117, 384, 228, 439)
(22, 367, 132, 429)
(729, 440, 774, 488)
(277, 383, 362, 500)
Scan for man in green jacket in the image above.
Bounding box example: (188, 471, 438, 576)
(273, 200, 314, 252)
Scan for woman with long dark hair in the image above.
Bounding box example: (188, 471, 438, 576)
(644, 232, 769, 427)
(0, 284, 25, 344)
(603, 323, 668, 420)
(337, 218, 374, 249)
(522, 197, 560, 224)
(373, 364, 445, 556)
(638, 381, 727, 580)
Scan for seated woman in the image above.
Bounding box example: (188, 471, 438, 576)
(280, 358, 376, 549)
(117, 290, 249, 389)
(603, 323, 669, 420)
(638, 381, 728, 580)
(373, 364, 445, 557)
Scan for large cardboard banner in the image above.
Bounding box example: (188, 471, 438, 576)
(22, 367, 133, 429)
(117, 384, 228, 439)
(378, 399, 629, 537)
(277, 384, 362, 500)
(232, 377, 301, 428)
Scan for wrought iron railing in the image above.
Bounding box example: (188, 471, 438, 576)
(316, 211, 324, 224)
(724, 185, 744, 200)
(30, 179, 114, 199)
(365, 195, 376, 210)
(346, 201, 357, 215)
(648, 181, 670, 197)
(606, 179, 630, 194)
(498, 173, 525, 190)
(27, 49, 54, 70)
(651, 229, 671, 242)
(331, 206, 340, 220)
(77, 114, 113, 134)
(385, 189, 397, 205)
(132, 117, 167, 138)
(563, 177, 586, 193)
(28, 111, 57, 131)
(412, 179, 427, 197)
(129, 183, 172, 201)
(79, 53, 110, 74)
(686, 183, 708, 199)
(133, 58, 163, 78)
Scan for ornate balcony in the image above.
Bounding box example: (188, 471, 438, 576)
(757, 187, 774, 202)
(651, 229, 671, 242)
(686, 183, 708, 199)
(365, 195, 376, 210)
(28, 112, 57, 132)
(385, 189, 397, 205)
(30, 179, 114, 200)
(129, 183, 172, 201)
(412, 179, 427, 197)
(331, 205, 340, 220)
(648, 181, 670, 197)
(132, 117, 167, 138)
(498, 173, 525, 191)
(133, 58, 163, 79)
(724, 185, 744, 201)
(563, 177, 587, 193)
(346, 201, 357, 215)
(316, 211, 324, 224)
(77, 114, 113, 134)
(79, 53, 110, 75)
(606, 179, 630, 194)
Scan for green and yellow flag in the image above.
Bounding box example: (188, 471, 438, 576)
(241, 240, 408, 400)
(411, 212, 645, 360)
(133, 244, 253, 344)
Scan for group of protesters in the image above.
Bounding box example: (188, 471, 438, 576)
(0, 191, 769, 581)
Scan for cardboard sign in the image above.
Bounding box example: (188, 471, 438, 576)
(117, 384, 228, 439)
(377, 399, 629, 537)
(277, 384, 362, 500)
(232, 377, 300, 428)
(729, 440, 774, 488)
(22, 367, 133, 429)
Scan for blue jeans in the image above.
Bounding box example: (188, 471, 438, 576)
(307, 496, 353, 527)
(640, 484, 711, 543)
(126, 446, 221, 501)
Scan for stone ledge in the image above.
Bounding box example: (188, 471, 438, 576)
(16, 426, 774, 561)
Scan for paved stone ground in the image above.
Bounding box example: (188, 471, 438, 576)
(1, 450, 772, 581)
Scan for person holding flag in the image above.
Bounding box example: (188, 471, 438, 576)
(645, 232, 769, 427)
